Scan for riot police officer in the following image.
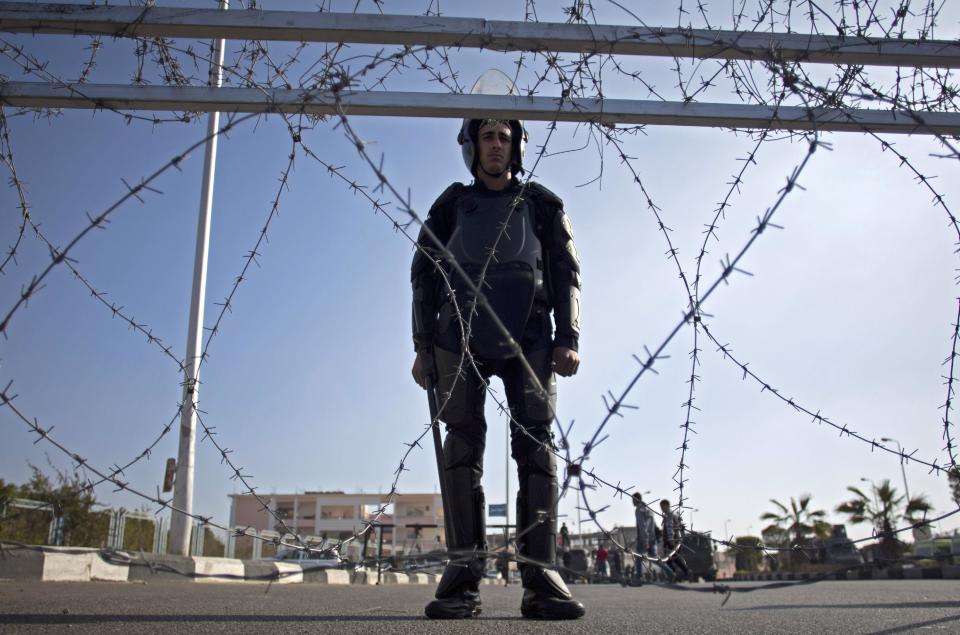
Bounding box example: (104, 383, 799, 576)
(410, 117, 584, 619)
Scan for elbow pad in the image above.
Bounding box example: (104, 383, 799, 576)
(551, 211, 581, 350)
(412, 277, 437, 351)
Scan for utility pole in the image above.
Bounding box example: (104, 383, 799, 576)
(168, 0, 228, 556)
(505, 417, 510, 550)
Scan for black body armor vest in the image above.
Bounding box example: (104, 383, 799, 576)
(444, 189, 544, 359)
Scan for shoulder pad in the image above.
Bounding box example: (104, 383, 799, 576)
(524, 182, 564, 209)
(429, 182, 465, 213)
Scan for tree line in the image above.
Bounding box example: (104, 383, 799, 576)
(733, 471, 960, 571)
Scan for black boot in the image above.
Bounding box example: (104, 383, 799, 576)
(516, 447, 585, 620)
(425, 433, 487, 620)
(520, 566, 585, 619)
(424, 557, 483, 619)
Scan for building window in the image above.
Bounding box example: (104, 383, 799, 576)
(319, 505, 355, 520)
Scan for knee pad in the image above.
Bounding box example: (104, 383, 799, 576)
(433, 347, 487, 444)
(511, 420, 557, 465)
(443, 431, 484, 473)
(433, 347, 471, 425)
(518, 347, 557, 422)
(516, 439, 557, 479)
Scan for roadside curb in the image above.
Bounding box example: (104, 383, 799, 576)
(731, 565, 957, 582)
(0, 546, 129, 583)
(0, 543, 501, 586)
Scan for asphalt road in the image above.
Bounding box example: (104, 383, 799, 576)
(1, 579, 959, 634)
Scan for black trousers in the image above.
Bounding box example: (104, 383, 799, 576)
(431, 341, 560, 568)
(433, 344, 557, 457)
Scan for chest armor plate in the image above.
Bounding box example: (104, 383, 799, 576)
(445, 190, 543, 358)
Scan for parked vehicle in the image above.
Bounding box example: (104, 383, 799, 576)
(562, 548, 590, 582)
(679, 531, 718, 582)
(822, 525, 863, 566)
(272, 548, 341, 569)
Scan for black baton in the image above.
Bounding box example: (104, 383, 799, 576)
(424, 356, 455, 551)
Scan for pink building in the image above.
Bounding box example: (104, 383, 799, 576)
(228, 490, 445, 559)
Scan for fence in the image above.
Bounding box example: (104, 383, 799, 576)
(0, 498, 229, 556)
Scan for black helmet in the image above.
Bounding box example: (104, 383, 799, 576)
(457, 118, 528, 177)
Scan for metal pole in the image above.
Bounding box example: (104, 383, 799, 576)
(168, 0, 228, 556)
(425, 372, 455, 547)
(505, 411, 509, 559)
(882, 437, 911, 502)
(576, 486, 582, 540)
(376, 525, 385, 585)
(361, 527, 370, 566)
(5, 6, 960, 68)
(8, 84, 960, 135)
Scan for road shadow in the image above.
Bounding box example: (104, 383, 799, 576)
(0, 614, 529, 625)
(725, 600, 960, 611)
(866, 613, 960, 634)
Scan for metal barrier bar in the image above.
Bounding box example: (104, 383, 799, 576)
(3, 82, 958, 134)
(0, 3, 958, 68)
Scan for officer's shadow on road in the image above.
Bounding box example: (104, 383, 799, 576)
(725, 601, 960, 635)
(866, 613, 960, 635)
(0, 614, 531, 625)
(725, 600, 960, 611)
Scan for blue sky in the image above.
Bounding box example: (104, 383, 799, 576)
(2, 0, 960, 547)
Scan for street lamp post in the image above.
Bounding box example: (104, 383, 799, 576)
(860, 477, 884, 536)
(881, 437, 911, 502)
(168, 0, 229, 556)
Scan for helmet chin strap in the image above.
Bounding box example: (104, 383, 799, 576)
(478, 163, 510, 179)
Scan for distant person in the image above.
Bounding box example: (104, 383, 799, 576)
(660, 499, 690, 581)
(609, 547, 623, 581)
(558, 522, 572, 574)
(498, 552, 510, 587)
(559, 522, 570, 550)
(595, 543, 609, 578)
(632, 493, 657, 581)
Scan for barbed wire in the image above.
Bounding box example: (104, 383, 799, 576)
(0, 30, 499, 558)
(0, 107, 28, 274)
(0, 38, 190, 125)
(0, 0, 603, 561)
(0, 33, 448, 548)
(0, 109, 188, 369)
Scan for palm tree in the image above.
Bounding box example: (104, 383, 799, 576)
(760, 494, 829, 547)
(835, 479, 933, 561)
(949, 467, 960, 508)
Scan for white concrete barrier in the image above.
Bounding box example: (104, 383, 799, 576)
(351, 569, 377, 585)
(382, 572, 409, 584)
(192, 556, 246, 583)
(89, 554, 129, 582)
(273, 562, 303, 584)
(321, 569, 352, 585)
(42, 551, 94, 582)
